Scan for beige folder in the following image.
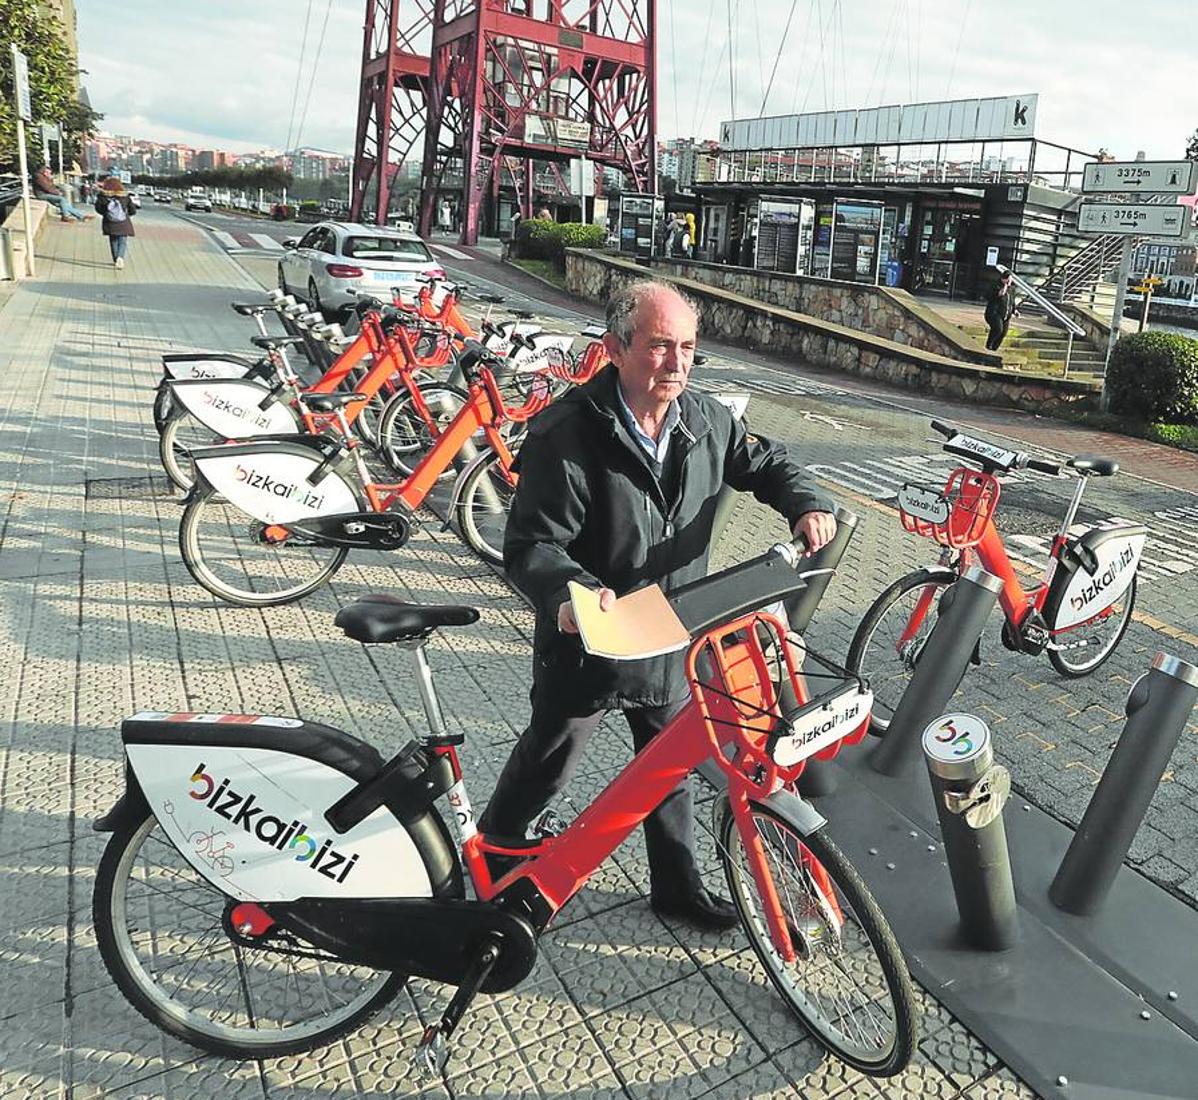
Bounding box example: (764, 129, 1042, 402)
(567, 581, 691, 661)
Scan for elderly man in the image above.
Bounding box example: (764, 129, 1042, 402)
(477, 281, 836, 929)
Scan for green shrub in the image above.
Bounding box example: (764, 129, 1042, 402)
(513, 219, 606, 269)
(1106, 330, 1198, 425)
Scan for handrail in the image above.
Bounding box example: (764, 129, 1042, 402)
(996, 264, 1085, 337)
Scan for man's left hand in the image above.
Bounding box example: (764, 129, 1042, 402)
(792, 511, 837, 555)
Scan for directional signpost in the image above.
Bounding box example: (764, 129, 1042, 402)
(1082, 160, 1197, 195)
(1078, 203, 1187, 237)
(1080, 158, 1197, 407)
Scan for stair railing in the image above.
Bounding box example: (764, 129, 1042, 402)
(997, 264, 1086, 377)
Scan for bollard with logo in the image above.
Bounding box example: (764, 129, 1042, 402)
(922, 713, 1018, 950)
(871, 566, 1003, 777)
(1050, 653, 1198, 916)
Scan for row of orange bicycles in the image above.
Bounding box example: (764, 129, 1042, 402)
(153, 279, 608, 605)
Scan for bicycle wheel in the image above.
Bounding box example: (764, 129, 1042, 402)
(376, 383, 468, 477)
(718, 803, 916, 1077)
(846, 569, 957, 735)
(1048, 575, 1137, 678)
(179, 490, 348, 606)
(94, 811, 406, 1059)
(455, 446, 518, 565)
(160, 410, 224, 491)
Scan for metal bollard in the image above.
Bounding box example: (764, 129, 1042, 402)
(922, 713, 1018, 950)
(0, 227, 13, 281)
(871, 566, 1003, 778)
(1049, 653, 1198, 917)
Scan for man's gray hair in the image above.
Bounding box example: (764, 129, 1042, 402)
(604, 280, 701, 347)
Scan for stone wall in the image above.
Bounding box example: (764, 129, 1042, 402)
(565, 249, 1100, 415)
(655, 257, 998, 366)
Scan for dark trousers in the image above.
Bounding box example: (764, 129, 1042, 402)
(477, 696, 699, 898)
(985, 316, 1009, 351)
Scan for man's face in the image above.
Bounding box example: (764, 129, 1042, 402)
(604, 291, 697, 410)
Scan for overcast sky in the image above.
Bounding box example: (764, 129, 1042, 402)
(76, 0, 1195, 160)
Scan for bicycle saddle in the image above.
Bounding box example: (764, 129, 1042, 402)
(250, 334, 307, 351)
(304, 392, 369, 413)
(231, 302, 273, 317)
(335, 595, 480, 643)
(1068, 455, 1118, 477)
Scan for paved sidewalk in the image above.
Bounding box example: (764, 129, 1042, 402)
(0, 211, 1120, 1100)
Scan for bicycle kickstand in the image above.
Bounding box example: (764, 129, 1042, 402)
(412, 934, 504, 1080)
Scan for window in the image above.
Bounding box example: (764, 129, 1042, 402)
(298, 228, 325, 250)
(344, 236, 432, 261)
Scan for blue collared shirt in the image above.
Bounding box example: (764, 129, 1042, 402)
(615, 382, 681, 466)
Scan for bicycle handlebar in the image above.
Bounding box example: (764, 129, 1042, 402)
(930, 419, 955, 438)
(1026, 457, 1062, 476)
(928, 418, 1061, 476)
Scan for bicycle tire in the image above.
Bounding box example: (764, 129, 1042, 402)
(159, 409, 224, 491)
(376, 383, 470, 477)
(718, 802, 916, 1077)
(1047, 575, 1137, 678)
(179, 489, 348, 606)
(455, 445, 518, 565)
(846, 568, 957, 735)
(94, 811, 406, 1059)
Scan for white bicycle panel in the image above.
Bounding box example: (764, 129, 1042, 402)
(1053, 529, 1145, 630)
(170, 379, 298, 439)
(127, 741, 433, 902)
(162, 358, 256, 382)
(194, 447, 359, 524)
(772, 687, 873, 768)
(509, 334, 577, 372)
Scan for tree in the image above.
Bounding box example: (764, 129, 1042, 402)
(1186, 129, 1198, 162)
(0, 0, 101, 172)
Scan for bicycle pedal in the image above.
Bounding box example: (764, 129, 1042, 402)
(413, 1024, 450, 1081)
(532, 809, 567, 837)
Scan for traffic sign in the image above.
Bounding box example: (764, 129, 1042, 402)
(1078, 203, 1187, 237)
(1082, 160, 1197, 195)
(10, 46, 31, 123)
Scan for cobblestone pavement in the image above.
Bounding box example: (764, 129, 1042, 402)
(4, 210, 1192, 1099)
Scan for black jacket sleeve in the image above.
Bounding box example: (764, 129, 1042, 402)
(502, 425, 603, 624)
(721, 411, 836, 525)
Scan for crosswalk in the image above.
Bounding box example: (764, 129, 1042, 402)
(203, 228, 288, 255)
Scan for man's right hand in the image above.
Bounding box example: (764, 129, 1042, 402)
(557, 587, 616, 633)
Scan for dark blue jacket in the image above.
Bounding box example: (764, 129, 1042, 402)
(503, 364, 834, 711)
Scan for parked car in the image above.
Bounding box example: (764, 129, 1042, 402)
(277, 221, 446, 317)
(386, 213, 416, 232)
(154, 191, 172, 203)
(184, 192, 212, 212)
(127, 190, 143, 210)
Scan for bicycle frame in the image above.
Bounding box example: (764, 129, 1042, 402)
(426, 610, 860, 962)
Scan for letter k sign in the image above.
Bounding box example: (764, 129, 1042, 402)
(1013, 100, 1029, 127)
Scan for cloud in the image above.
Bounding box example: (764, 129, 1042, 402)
(77, 0, 1195, 160)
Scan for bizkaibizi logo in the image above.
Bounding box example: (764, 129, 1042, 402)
(233, 462, 326, 510)
(189, 762, 358, 883)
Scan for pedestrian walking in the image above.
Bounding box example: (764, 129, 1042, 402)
(477, 280, 836, 932)
(438, 198, 452, 232)
(95, 177, 136, 269)
(32, 165, 92, 222)
(684, 212, 696, 259)
(984, 270, 1017, 352)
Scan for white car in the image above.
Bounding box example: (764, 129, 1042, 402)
(185, 192, 212, 212)
(277, 221, 446, 317)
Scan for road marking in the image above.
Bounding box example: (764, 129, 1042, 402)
(430, 244, 471, 260)
(249, 233, 284, 251)
(211, 230, 239, 251)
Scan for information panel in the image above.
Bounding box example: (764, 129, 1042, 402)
(1082, 161, 1197, 195)
(1077, 203, 1187, 237)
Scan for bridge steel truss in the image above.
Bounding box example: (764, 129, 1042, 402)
(416, 0, 657, 243)
(350, 0, 434, 224)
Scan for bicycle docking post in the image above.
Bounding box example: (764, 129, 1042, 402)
(922, 714, 1018, 950)
(1049, 653, 1198, 917)
(783, 507, 859, 798)
(870, 566, 1003, 778)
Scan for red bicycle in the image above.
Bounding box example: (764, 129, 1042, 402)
(93, 536, 916, 1077)
(848, 419, 1145, 733)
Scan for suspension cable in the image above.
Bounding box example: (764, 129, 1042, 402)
(293, 0, 336, 152)
(283, 0, 316, 154)
(760, 0, 801, 117)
